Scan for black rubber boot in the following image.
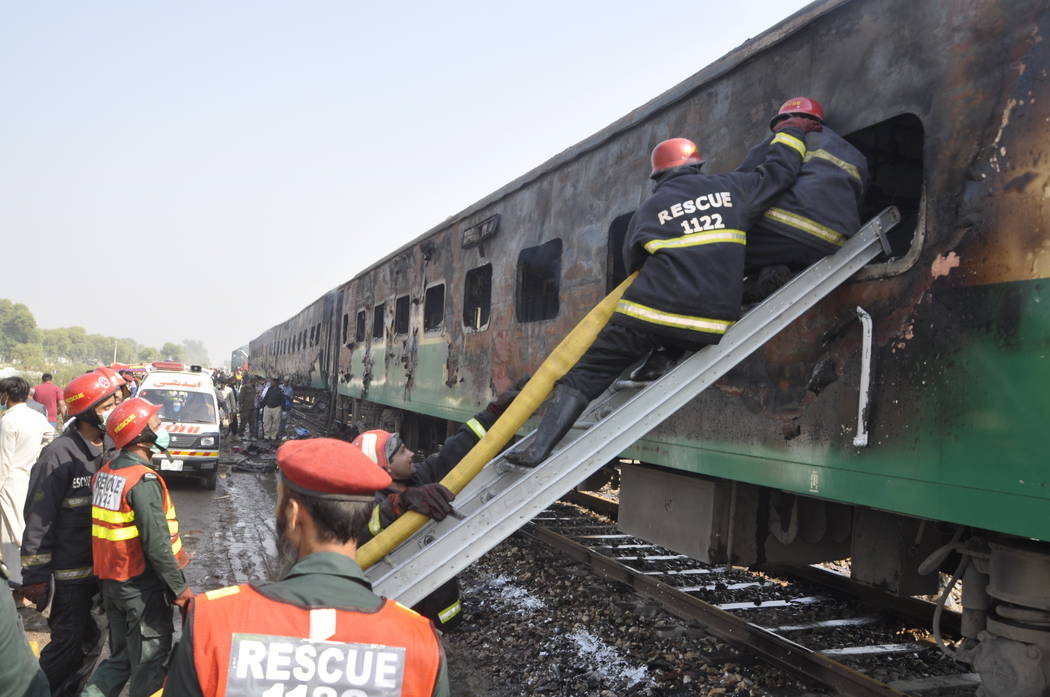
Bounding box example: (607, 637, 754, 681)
(505, 385, 589, 468)
(628, 346, 683, 382)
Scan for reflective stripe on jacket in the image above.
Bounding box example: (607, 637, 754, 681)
(614, 127, 807, 345)
(190, 584, 442, 697)
(90, 461, 188, 580)
(738, 126, 869, 254)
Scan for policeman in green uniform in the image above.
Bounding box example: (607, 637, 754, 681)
(82, 397, 192, 697)
(165, 438, 450, 697)
(0, 562, 49, 697)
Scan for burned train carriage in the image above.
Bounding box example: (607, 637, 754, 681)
(249, 0, 1050, 686)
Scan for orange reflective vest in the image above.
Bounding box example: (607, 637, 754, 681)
(190, 584, 442, 697)
(90, 461, 188, 581)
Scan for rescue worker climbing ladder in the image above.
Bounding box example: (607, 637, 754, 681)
(738, 97, 870, 287)
(506, 120, 817, 468)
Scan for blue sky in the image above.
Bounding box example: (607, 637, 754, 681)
(1, 1, 814, 365)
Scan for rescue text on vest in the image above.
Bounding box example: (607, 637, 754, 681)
(226, 633, 406, 697)
(93, 471, 125, 511)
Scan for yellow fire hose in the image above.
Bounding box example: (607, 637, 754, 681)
(357, 272, 637, 570)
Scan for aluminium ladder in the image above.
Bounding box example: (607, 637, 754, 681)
(365, 207, 900, 606)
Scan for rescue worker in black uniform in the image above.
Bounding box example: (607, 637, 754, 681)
(353, 379, 525, 630)
(738, 97, 870, 297)
(164, 438, 450, 697)
(20, 370, 121, 697)
(507, 123, 817, 468)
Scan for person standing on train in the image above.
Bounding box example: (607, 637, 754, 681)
(354, 379, 526, 629)
(738, 97, 870, 299)
(506, 123, 815, 468)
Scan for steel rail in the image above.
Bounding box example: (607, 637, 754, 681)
(527, 525, 909, 697)
(563, 486, 964, 638)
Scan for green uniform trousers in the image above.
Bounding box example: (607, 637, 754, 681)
(81, 580, 174, 697)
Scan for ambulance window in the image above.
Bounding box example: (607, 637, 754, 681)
(844, 113, 925, 274)
(463, 264, 492, 330)
(355, 310, 367, 342)
(424, 284, 445, 331)
(516, 239, 561, 323)
(606, 212, 634, 293)
(342, 313, 349, 345)
(372, 304, 385, 339)
(394, 296, 410, 335)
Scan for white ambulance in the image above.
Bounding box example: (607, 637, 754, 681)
(137, 362, 221, 490)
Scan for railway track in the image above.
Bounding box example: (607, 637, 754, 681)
(532, 497, 979, 697)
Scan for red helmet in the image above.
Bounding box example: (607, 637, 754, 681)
(650, 138, 703, 178)
(97, 366, 127, 387)
(352, 429, 402, 471)
(770, 96, 825, 130)
(107, 397, 162, 450)
(64, 371, 121, 417)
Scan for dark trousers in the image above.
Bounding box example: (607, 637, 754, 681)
(413, 578, 463, 632)
(228, 413, 239, 436)
(560, 322, 714, 401)
(81, 580, 174, 697)
(241, 408, 256, 437)
(744, 228, 827, 274)
(39, 581, 106, 697)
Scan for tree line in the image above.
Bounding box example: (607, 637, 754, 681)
(0, 299, 210, 384)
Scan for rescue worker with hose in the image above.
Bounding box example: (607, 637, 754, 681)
(354, 378, 526, 630)
(20, 370, 121, 697)
(738, 97, 869, 300)
(506, 122, 816, 468)
(164, 438, 450, 697)
(82, 396, 191, 697)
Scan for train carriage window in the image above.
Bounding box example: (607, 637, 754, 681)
(516, 239, 561, 323)
(845, 113, 925, 276)
(394, 296, 410, 335)
(342, 313, 349, 345)
(606, 212, 635, 293)
(424, 284, 445, 331)
(355, 310, 366, 342)
(373, 304, 385, 340)
(463, 264, 492, 330)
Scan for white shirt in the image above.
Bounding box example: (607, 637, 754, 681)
(0, 402, 54, 545)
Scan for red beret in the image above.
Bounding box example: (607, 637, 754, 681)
(276, 438, 392, 501)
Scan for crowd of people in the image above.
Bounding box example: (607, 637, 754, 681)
(0, 97, 867, 697)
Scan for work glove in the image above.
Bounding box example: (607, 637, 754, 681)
(19, 582, 50, 610)
(174, 587, 195, 619)
(773, 116, 822, 134)
(485, 376, 531, 419)
(400, 483, 456, 521)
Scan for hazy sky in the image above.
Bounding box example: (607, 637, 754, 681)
(2, 1, 814, 366)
